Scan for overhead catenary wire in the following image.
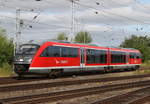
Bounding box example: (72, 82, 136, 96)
(1, 0, 150, 28)
(21, 11, 42, 30)
(0, 0, 71, 29)
(0, 0, 149, 44)
(73, 1, 150, 25)
(72, 0, 149, 43)
(67, 0, 150, 34)
(70, 1, 132, 39)
(0, 1, 73, 29)
(0, 14, 71, 29)
(0, 1, 38, 12)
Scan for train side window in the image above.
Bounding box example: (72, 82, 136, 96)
(90, 50, 96, 63)
(51, 46, 61, 57)
(130, 52, 141, 59)
(111, 51, 126, 63)
(40, 46, 61, 57)
(71, 48, 78, 57)
(130, 53, 134, 59)
(61, 47, 68, 57)
(61, 47, 78, 57)
(41, 46, 78, 57)
(86, 49, 107, 64)
(40, 47, 49, 57)
(86, 49, 94, 64)
(99, 50, 107, 63)
(111, 51, 116, 63)
(68, 48, 76, 57)
(136, 53, 142, 59)
(136, 54, 139, 59)
(95, 50, 100, 63)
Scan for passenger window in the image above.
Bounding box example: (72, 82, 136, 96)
(40, 47, 49, 57)
(61, 47, 78, 57)
(51, 46, 60, 57)
(40, 46, 61, 57)
(41, 46, 78, 57)
(86, 49, 107, 64)
(61, 47, 68, 57)
(130, 52, 141, 59)
(111, 51, 126, 63)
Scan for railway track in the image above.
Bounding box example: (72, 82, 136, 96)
(140, 65, 150, 70)
(0, 80, 150, 104)
(91, 86, 150, 104)
(129, 95, 150, 104)
(0, 66, 149, 85)
(0, 77, 47, 85)
(0, 66, 148, 85)
(0, 74, 150, 93)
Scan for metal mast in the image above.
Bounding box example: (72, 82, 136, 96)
(15, 9, 21, 51)
(70, 0, 74, 42)
(69, 0, 78, 42)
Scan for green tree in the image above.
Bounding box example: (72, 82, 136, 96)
(0, 27, 14, 66)
(120, 35, 150, 62)
(57, 33, 67, 40)
(74, 31, 92, 44)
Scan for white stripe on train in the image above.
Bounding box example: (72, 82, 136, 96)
(29, 64, 140, 70)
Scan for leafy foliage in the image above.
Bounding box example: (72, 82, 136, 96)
(120, 35, 150, 62)
(0, 63, 13, 76)
(74, 31, 92, 43)
(57, 33, 67, 40)
(0, 27, 14, 66)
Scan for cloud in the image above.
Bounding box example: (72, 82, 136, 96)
(0, 0, 150, 46)
(84, 24, 112, 32)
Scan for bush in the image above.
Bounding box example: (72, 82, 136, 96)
(120, 35, 150, 62)
(74, 31, 92, 43)
(0, 63, 13, 77)
(0, 27, 14, 76)
(0, 28, 14, 66)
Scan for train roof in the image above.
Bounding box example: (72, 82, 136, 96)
(24, 39, 66, 45)
(23, 39, 140, 53)
(25, 39, 100, 47)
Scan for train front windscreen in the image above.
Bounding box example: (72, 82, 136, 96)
(16, 44, 39, 55)
(14, 44, 40, 64)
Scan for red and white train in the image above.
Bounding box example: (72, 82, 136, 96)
(14, 40, 142, 77)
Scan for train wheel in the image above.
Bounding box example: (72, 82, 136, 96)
(134, 65, 140, 70)
(17, 74, 24, 79)
(48, 69, 63, 78)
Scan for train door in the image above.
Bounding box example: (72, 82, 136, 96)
(80, 48, 85, 68)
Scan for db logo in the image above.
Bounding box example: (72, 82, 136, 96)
(55, 60, 68, 64)
(55, 60, 60, 64)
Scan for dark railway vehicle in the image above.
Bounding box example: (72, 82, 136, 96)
(13, 40, 142, 77)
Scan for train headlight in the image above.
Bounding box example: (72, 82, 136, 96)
(19, 59, 24, 61)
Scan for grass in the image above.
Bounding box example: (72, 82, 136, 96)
(135, 69, 150, 74)
(0, 63, 13, 77)
(142, 60, 150, 66)
(134, 63, 150, 74)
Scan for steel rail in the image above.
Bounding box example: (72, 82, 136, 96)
(0, 74, 150, 93)
(0, 80, 150, 104)
(91, 86, 150, 104)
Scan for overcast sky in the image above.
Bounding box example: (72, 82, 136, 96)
(0, 0, 150, 46)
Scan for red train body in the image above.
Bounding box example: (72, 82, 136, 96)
(14, 40, 142, 77)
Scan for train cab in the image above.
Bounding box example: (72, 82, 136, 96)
(13, 44, 40, 76)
